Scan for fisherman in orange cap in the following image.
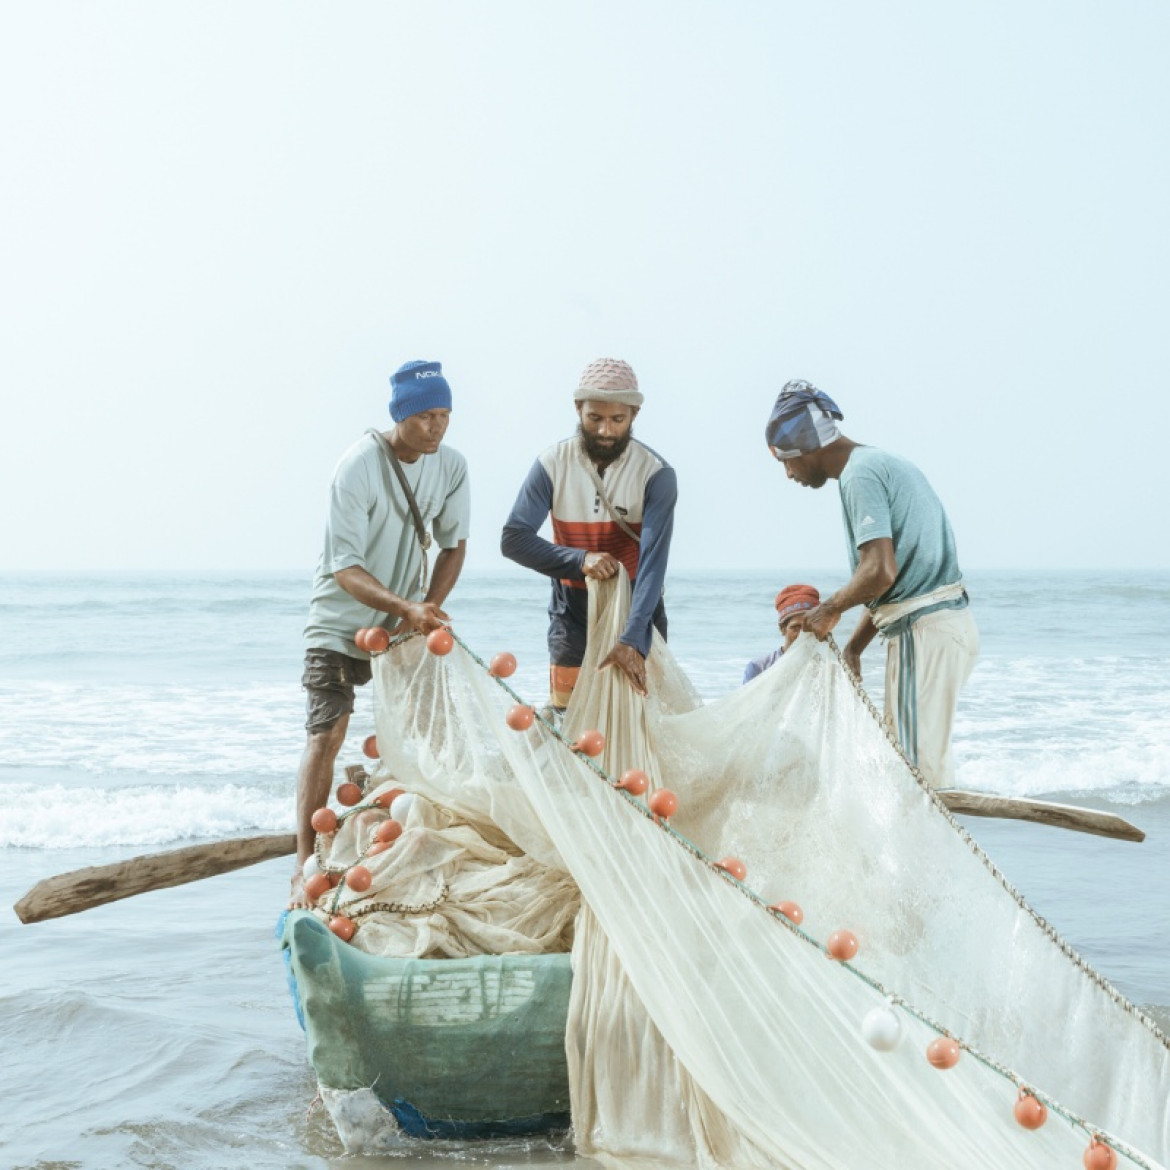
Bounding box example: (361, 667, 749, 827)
(743, 584, 821, 683)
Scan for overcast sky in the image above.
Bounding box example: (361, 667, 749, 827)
(2, 2, 1168, 573)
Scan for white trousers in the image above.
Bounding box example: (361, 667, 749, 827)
(883, 605, 979, 788)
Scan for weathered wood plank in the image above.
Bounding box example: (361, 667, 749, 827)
(13, 833, 297, 924)
(937, 790, 1144, 843)
(12, 786, 1143, 927)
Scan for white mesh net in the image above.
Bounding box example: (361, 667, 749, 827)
(307, 573, 1169, 1169)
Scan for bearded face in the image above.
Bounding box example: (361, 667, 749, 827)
(579, 422, 633, 465)
(576, 400, 637, 467)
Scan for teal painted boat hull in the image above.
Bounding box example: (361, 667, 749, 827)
(280, 911, 573, 1139)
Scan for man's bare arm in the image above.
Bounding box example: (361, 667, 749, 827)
(841, 608, 879, 679)
(334, 565, 449, 634)
(802, 538, 897, 641)
(423, 540, 467, 609)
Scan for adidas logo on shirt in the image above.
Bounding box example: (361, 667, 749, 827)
(860, 515, 876, 527)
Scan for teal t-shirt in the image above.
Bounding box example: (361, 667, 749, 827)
(304, 432, 470, 656)
(837, 447, 962, 608)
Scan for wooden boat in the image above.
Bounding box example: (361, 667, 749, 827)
(279, 909, 572, 1139)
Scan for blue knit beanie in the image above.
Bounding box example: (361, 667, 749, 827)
(389, 360, 453, 422)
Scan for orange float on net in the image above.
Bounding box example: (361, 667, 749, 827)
(489, 652, 517, 678)
(375, 818, 403, 844)
(426, 627, 454, 656)
(506, 704, 535, 731)
(716, 857, 747, 881)
(1013, 1090, 1047, 1130)
(648, 789, 678, 819)
(328, 915, 356, 942)
(362, 735, 380, 759)
(373, 785, 406, 809)
(618, 769, 649, 795)
(310, 807, 338, 834)
(303, 872, 331, 901)
(1083, 1139, 1118, 1170)
(345, 865, 372, 893)
(353, 628, 371, 651)
(574, 729, 605, 757)
(769, 900, 803, 925)
(336, 781, 363, 806)
(367, 840, 389, 855)
(926, 1036, 961, 1070)
(365, 627, 390, 653)
(827, 930, 859, 961)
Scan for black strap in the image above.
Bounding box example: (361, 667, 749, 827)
(577, 438, 640, 544)
(366, 429, 431, 590)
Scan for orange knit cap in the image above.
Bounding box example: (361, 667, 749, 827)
(775, 584, 820, 627)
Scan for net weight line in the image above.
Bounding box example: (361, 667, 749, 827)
(374, 627, 1163, 1169)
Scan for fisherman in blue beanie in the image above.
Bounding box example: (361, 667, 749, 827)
(291, 359, 469, 905)
(390, 359, 453, 422)
(766, 378, 977, 791)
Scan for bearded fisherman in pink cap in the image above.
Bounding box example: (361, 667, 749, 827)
(743, 584, 822, 684)
(502, 358, 677, 713)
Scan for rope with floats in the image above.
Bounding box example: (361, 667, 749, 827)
(310, 625, 1159, 1169)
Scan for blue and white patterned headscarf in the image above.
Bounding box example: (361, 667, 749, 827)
(765, 380, 844, 459)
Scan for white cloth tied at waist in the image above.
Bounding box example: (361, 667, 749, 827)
(872, 580, 966, 633)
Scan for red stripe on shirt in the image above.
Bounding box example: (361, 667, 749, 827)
(552, 518, 641, 587)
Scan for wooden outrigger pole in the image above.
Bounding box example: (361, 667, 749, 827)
(11, 794, 1142, 926)
(938, 789, 1144, 842)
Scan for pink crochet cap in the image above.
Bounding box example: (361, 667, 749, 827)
(573, 358, 644, 407)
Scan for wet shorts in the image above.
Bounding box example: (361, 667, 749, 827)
(302, 648, 373, 734)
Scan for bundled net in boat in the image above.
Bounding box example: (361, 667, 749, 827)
(302, 573, 1170, 1169)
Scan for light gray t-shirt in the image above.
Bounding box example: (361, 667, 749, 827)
(838, 447, 962, 608)
(304, 432, 470, 656)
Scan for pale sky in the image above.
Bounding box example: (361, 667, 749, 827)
(2, 2, 1168, 573)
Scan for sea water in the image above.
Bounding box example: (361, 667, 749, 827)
(1, 570, 1168, 1168)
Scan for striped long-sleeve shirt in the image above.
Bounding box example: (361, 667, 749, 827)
(500, 435, 677, 657)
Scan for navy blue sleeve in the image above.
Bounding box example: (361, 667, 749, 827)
(621, 465, 677, 656)
(500, 460, 588, 580)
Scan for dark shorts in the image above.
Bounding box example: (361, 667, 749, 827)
(547, 594, 669, 667)
(302, 648, 373, 735)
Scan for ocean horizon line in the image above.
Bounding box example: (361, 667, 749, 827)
(2, 565, 1169, 578)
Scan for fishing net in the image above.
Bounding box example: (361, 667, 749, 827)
(298, 572, 1169, 1169)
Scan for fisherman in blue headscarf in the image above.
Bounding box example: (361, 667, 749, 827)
(764, 380, 978, 789)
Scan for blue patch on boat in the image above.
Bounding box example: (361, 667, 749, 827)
(388, 1096, 571, 1140)
(274, 910, 306, 1031)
